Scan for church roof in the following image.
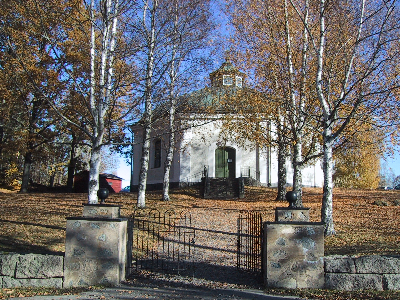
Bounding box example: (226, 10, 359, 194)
(209, 59, 243, 77)
(132, 61, 263, 128)
(178, 86, 256, 113)
(178, 60, 260, 113)
(209, 59, 246, 88)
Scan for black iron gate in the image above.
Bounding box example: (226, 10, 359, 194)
(131, 209, 195, 275)
(237, 211, 263, 273)
(131, 208, 263, 276)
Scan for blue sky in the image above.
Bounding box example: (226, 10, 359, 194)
(381, 151, 400, 179)
(117, 157, 131, 188)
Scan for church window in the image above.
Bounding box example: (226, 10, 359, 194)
(153, 139, 161, 168)
(223, 75, 233, 86)
(236, 76, 242, 88)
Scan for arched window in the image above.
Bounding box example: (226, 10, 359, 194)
(154, 139, 161, 168)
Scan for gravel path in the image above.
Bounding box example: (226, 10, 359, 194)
(130, 207, 263, 290)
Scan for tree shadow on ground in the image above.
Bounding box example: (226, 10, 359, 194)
(128, 260, 263, 290)
(0, 235, 64, 255)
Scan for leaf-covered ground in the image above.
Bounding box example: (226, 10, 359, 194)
(0, 186, 399, 255)
(0, 186, 399, 299)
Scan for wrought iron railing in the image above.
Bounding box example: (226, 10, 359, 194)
(240, 167, 260, 181)
(237, 210, 263, 273)
(179, 165, 208, 187)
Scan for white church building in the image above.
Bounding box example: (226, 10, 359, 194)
(131, 61, 323, 192)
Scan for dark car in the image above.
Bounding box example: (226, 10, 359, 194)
(378, 186, 393, 190)
(120, 186, 130, 193)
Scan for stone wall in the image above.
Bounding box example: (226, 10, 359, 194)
(325, 255, 400, 290)
(1, 252, 400, 291)
(0, 253, 64, 288)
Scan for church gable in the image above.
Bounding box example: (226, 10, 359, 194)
(209, 59, 246, 88)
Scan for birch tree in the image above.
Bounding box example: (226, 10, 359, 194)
(131, 0, 214, 207)
(53, 0, 131, 203)
(228, 0, 400, 235)
(57, 0, 139, 203)
(133, 0, 159, 208)
(309, 0, 400, 235)
(227, 0, 321, 205)
(3, 0, 138, 201)
(161, 0, 214, 201)
(84, 0, 119, 202)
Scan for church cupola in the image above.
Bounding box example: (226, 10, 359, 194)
(209, 59, 245, 89)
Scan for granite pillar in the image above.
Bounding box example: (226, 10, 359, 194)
(64, 204, 132, 287)
(263, 207, 324, 289)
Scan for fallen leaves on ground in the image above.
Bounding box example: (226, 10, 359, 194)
(0, 186, 399, 299)
(0, 187, 399, 255)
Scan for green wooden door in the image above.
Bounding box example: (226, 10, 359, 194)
(215, 148, 228, 178)
(215, 147, 236, 178)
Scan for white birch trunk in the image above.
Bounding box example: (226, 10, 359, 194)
(284, 0, 303, 206)
(162, 97, 176, 201)
(88, 139, 102, 204)
(316, 0, 336, 236)
(87, 0, 99, 204)
(87, 0, 119, 204)
(162, 2, 179, 202)
(322, 127, 335, 235)
(293, 0, 310, 207)
(292, 143, 303, 206)
(162, 71, 177, 202)
(105, 0, 119, 108)
(137, 0, 158, 208)
(276, 111, 287, 201)
(137, 128, 151, 207)
(276, 138, 287, 201)
(89, 0, 96, 114)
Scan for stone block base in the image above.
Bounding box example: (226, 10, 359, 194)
(275, 207, 310, 222)
(0, 253, 64, 288)
(2, 277, 63, 289)
(82, 204, 121, 219)
(325, 273, 383, 291)
(64, 217, 130, 287)
(263, 222, 324, 289)
(324, 255, 400, 290)
(384, 274, 400, 290)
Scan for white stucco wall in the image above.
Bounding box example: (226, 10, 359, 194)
(286, 160, 324, 187)
(183, 118, 260, 181)
(131, 115, 324, 188)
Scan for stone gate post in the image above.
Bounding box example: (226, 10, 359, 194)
(263, 205, 324, 289)
(64, 204, 132, 287)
